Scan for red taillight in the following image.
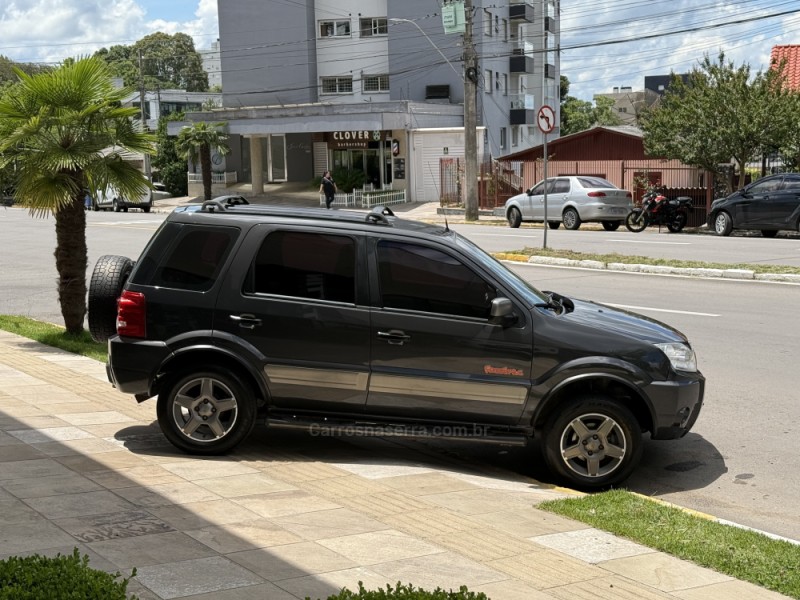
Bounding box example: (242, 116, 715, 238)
(587, 191, 606, 197)
(117, 291, 146, 338)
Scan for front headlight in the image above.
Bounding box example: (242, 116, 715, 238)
(655, 342, 697, 372)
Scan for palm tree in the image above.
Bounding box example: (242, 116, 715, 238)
(176, 122, 230, 200)
(0, 57, 154, 335)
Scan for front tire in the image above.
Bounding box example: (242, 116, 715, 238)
(625, 209, 647, 233)
(112, 199, 121, 212)
(761, 230, 778, 238)
(543, 395, 642, 490)
(602, 221, 620, 231)
(157, 369, 256, 455)
(88, 255, 134, 343)
(667, 211, 687, 233)
(714, 211, 733, 236)
(562, 207, 581, 230)
(507, 207, 522, 228)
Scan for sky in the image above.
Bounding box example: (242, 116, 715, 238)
(0, 0, 798, 101)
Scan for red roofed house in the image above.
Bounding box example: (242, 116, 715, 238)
(770, 45, 800, 90)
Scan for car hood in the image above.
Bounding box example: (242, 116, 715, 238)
(560, 296, 688, 345)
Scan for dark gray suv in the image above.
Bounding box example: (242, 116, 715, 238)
(89, 201, 704, 489)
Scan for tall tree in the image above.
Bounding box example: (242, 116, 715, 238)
(640, 53, 797, 189)
(559, 76, 621, 136)
(152, 112, 189, 197)
(0, 57, 154, 334)
(176, 122, 230, 200)
(96, 32, 209, 92)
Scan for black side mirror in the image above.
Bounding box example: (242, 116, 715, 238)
(489, 297, 518, 327)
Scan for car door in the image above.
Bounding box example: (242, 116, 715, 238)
(365, 235, 533, 425)
(214, 225, 372, 413)
(521, 180, 546, 219)
(736, 176, 782, 227)
(770, 174, 800, 229)
(545, 177, 571, 220)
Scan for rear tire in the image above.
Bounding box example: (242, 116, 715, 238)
(667, 211, 687, 233)
(761, 230, 777, 238)
(507, 207, 522, 228)
(625, 209, 647, 233)
(112, 199, 121, 212)
(142, 206, 151, 214)
(563, 208, 581, 230)
(543, 395, 642, 490)
(548, 221, 560, 230)
(157, 368, 256, 455)
(714, 211, 733, 236)
(88, 255, 134, 343)
(602, 221, 620, 231)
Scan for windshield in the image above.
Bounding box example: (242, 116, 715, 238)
(454, 233, 549, 307)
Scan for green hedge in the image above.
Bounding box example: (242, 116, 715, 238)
(315, 582, 489, 600)
(0, 549, 136, 599)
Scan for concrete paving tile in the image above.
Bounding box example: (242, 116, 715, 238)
(317, 529, 444, 565)
(193, 472, 298, 498)
(149, 499, 264, 531)
(297, 474, 393, 498)
(3, 415, 70, 430)
(0, 496, 47, 525)
(383, 508, 480, 539)
(370, 551, 509, 589)
(7, 425, 94, 444)
(380, 472, 482, 496)
(117, 580, 162, 600)
(55, 510, 176, 543)
(329, 460, 436, 479)
(260, 461, 351, 482)
(337, 491, 431, 518)
(473, 579, 558, 599)
(2, 472, 103, 498)
(0, 520, 79, 555)
(274, 566, 391, 600)
(56, 410, 136, 426)
(56, 450, 151, 472)
(180, 582, 299, 600)
(0, 543, 120, 573)
(33, 437, 125, 457)
(0, 403, 46, 419)
(158, 458, 261, 481)
(131, 555, 265, 599)
(0, 457, 72, 480)
(532, 528, 656, 564)
(600, 552, 732, 592)
(447, 471, 568, 497)
(422, 488, 543, 516)
(233, 489, 342, 518)
(3, 385, 88, 404)
(22, 489, 137, 519)
(88, 531, 218, 569)
(546, 575, 675, 599)
(0, 443, 45, 461)
(271, 507, 389, 541)
(85, 465, 185, 490)
(673, 579, 791, 599)
(470, 509, 585, 538)
(228, 541, 357, 581)
(79, 422, 147, 438)
(113, 481, 223, 508)
(489, 551, 605, 589)
(430, 528, 540, 562)
(39, 401, 117, 414)
(185, 519, 304, 553)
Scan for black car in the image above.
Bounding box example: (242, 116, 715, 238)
(87, 201, 704, 490)
(708, 173, 800, 237)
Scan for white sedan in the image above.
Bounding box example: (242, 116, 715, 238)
(504, 176, 633, 231)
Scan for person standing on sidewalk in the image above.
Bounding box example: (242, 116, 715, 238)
(319, 170, 337, 209)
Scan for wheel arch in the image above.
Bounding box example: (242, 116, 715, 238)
(532, 373, 654, 436)
(154, 346, 270, 408)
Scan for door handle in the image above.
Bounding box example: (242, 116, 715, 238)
(229, 314, 262, 329)
(377, 329, 411, 345)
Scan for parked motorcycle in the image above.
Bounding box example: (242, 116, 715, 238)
(625, 189, 693, 233)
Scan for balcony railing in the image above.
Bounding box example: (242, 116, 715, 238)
(509, 93, 535, 111)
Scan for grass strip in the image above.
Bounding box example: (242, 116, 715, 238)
(0, 315, 106, 362)
(503, 246, 800, 275)
(539, 489, 800, 598)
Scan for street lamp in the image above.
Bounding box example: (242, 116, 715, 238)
(389, 16, 479, 221)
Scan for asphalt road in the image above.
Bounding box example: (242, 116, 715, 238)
(1, 207, 799, 541)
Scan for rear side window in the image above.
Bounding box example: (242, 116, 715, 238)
(377, 240, 496, 319)
(148, 226, 237, 291)
(551, 179, 570, 193)
(245, 231, 356, 304)
(781, 175, 800, 190)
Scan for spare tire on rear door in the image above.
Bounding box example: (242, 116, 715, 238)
(88, 255, 135, 343)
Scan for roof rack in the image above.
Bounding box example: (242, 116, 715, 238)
(197, 201, 397, 226)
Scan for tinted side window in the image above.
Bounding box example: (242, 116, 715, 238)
(245, 231, 355, 304)
(551, 179, 570, 193)
(781, 175, 800, 190)
(377, 240, 496, 319)
(749, 177, 782, 194)
(148, 226, 237, 291)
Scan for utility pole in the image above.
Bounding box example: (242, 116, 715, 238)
(138, 49, 152, 180)
(463, 0, 479, 221)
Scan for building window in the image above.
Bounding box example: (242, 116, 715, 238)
(363, 74, 389, 93)
(321, 76, 353, 94)
(484, 10, 492, 36)
(360, 17, 387, 36)
(500, 127, 507, 149)
(484, 70, 493, 93)
(511, 126, 519, 147)
(319, 20, 351, 37)
(495, 72, 500, 92)
(502, 74, 508, 95)
(502, 18, 508, 41)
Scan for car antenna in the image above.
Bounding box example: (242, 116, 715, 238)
(444, 215, 450, 231)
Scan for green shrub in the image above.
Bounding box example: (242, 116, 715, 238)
(314, 582, 489, 600)
(0, 549, 136, 599)
(332, 168, 366, 193)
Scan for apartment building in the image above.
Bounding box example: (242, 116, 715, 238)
(183, 0, 560, 201)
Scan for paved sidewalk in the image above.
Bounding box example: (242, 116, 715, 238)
(0, 331, 788, 599)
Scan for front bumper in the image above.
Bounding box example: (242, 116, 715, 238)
(644, 372, 705, 439)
